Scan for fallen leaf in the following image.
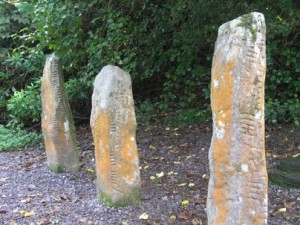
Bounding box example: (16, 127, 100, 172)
(86, 168, 95, 173)
(181, 200, 189, 206)
(178, 211, 191, 220)
(20, 210, 27, 215)
(186, 155, 192, 160)
(25, 211, 36, 217)
(278, 208, 286, 212)
(169, 215, 176, 220)
(139, 212, 149, 220)
(188, 183, 195, 187)
(202, 174, 208, 179)
(20, 197, 32, 204)
(0, 209, 8, 214)
(177, 183, 187, 187)
(174, 161, 181, 164)
(187, 170, 195, 177)
(150, 176, 156, 180)
(144, 165, 149, 169)
(156, 172, 164, 178)
(79, 218, 88, 223)
(149, 145, 156, 149)
(167, 171, 174, 176)
(20, 210, 36, 217)
(192, 217, 202, 225)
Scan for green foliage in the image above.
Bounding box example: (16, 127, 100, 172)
(0, 124, 42, 151)
(7, 79, 41, 127)
(0, 0, 299, 126)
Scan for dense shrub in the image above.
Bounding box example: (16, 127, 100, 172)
(0, 0, 299, 126)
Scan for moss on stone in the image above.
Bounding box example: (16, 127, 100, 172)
(238, 13, 257, 42)
(48, 163, 64, 173)
(98, 187, 141, 207)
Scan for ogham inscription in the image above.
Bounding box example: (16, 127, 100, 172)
(41, 53, 79, 173)
(90, 65, 141, 207)
(207, 12, 268, 225)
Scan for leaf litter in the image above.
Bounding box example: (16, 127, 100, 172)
(0, 124, 299, 224)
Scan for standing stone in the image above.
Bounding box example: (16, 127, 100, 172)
(207, 12, 268, 225)
(90, 65, 141, 207)
(41, 53, 79, 173)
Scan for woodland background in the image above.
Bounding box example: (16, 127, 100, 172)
(0, 0, 299, 131)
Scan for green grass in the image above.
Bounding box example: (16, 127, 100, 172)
(0, 124, 42, 151)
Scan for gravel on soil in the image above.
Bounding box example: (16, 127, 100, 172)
(0, 123, 299, 225)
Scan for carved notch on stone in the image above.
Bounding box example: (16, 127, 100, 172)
(207, 12, 268, 225)
(90, 65, 141, 207)
(41, 53, 79, 173)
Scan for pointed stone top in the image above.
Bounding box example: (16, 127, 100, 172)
(218, 12, 265, 42)
(46, 52, 59, 63)
(93, 65, 132, 110)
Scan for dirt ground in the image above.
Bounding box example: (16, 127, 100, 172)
(0, 123, 299, 225)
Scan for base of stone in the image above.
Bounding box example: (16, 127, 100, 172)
(269, 156, 300, 189)
(98, 188, 141, 207)
(48, 162, 79, 173)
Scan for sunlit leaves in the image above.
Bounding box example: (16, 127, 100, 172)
(13, 2, 34, 14)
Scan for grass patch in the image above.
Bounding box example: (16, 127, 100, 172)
(0, 124, 42, 151)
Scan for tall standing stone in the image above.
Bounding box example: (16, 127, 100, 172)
(90, 65, 141, 207)
(41, 53, 79, 173)
(207, 12, 268, 225)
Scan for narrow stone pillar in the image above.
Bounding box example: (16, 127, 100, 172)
(90, 65, 141, 207)
(207, 12, 268, 225)
(41, 53, 79, 173)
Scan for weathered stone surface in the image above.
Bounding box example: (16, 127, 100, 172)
(207, 12, 268, 224)
(90, 65, 141, 207)
(41, 53, 79, 173)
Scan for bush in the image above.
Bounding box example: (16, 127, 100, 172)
(1, 0, 299, 126)
(0, 125, 42, 151)
(7, 79, 41, 127)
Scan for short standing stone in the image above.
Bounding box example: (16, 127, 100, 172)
(90, 65, 141, 207)
(41, 53, 79, 173)
(207, 12, 268, 224)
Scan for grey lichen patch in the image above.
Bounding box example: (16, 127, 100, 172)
(98, 187, 141, 207)
(238, 13, 257, 42)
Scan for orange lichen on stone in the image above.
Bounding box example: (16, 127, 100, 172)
(41, 53, 79, 173)
(118, 123, 139, 184)
(92, 111, 111, 193)
(90, 65, 141, 207)
(207, 12, 268, 225)
(210, 50, 235, 224)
